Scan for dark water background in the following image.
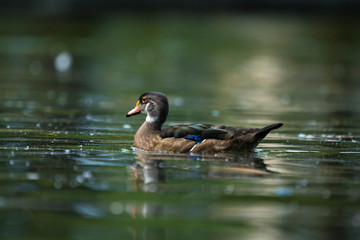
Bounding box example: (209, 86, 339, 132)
(0, 11, 360, 240)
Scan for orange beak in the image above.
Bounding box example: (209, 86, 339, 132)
(126, 100, 141, 117)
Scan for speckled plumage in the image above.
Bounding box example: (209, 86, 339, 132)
(126, 92, 283, 153)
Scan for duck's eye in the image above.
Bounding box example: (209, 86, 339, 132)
(141, 97, 147, 103)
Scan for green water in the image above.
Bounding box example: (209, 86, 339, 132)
(1, 13, 360, 240)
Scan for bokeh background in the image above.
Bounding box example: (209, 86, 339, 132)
(1, 1, 360, 240)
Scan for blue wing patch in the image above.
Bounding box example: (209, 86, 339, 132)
(184, 134, 203, 143)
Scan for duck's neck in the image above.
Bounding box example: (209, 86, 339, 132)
(134, 121, 162, 149)
(145, 117, 163, 131)
(144, 106, 167, 131)
(136, 121, 159, 137)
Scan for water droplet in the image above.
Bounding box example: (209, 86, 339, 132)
(173, 97, 184, 107)
(26, 172, 39, 180)
(82, 171, 92, 179)
(54, 51, 73, 72)
(76, 175, 84, 184)
(9, 160, 14, 166)
(54, 181, 63, 189)
(224, 185, 235, 195)
(36, 123, 41, 128)
(211, 109, 220, 117)
(22, 108, 34, 116)
(298, 133, 306, 138)
(25, 161, 30, 167)
(109, 202, 124, 215)
(122, 124, 132, 130)
(275, 187, 293, 196)
(305, 135, 315, 139)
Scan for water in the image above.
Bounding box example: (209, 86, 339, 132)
(1, 13, 360, 240)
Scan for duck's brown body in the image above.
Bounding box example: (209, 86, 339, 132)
(127, 92, 283, 154)
(133, 121, 282, 154)
(134, 121, 195, 153)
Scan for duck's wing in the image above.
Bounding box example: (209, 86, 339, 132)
(213, 123, 283, 138)
(190, 123, 283, 153)
(160, 123, 234, 142)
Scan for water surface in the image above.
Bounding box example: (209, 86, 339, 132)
(0, 13, 360, 240)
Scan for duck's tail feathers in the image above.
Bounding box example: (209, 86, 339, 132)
(255, 123, 283, 140)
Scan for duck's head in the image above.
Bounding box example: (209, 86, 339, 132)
(126, 92, 169, 129)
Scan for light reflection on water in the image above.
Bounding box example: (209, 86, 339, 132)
(0, 12, 360, 240)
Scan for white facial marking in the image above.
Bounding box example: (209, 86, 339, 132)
(144, 103, 159, 123)
(144, 103, 150, 113)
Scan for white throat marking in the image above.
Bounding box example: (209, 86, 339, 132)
(146, 115, 159, 123)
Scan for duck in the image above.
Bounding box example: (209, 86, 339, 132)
(126, 92, 283, 154)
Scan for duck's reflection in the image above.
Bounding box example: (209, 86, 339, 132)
(132, 149, 269, 190)
(126, 150, 270, 240)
